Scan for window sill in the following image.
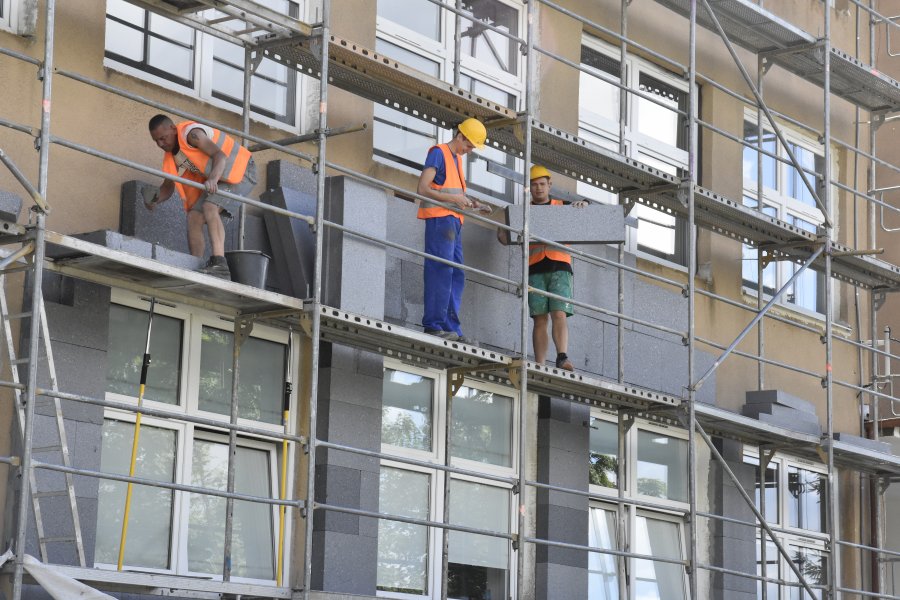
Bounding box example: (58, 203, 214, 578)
(740, 288, 852, 338)
(102, 59, 302, 135)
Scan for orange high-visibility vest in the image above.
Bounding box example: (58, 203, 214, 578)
(529, 199, 573, 266)
(417, 144, 465, 223)
(162, 122, 252, 211)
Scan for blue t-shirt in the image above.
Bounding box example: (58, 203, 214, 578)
(423, 146, 458, 186)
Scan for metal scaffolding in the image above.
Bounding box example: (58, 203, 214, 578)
(0, 0, 899, 599)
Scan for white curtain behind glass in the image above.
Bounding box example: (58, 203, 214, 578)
(95, 420, 175, 569)
(588, 507, 619, 600)
(448, 480, 508, 569)
(188, 440, 274, 580)
(634, 516, 685, 600)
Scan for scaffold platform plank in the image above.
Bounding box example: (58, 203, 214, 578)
(654, 0, 900, 112)
(42, 231, 305, 318)
(311, 306, 682, 411)
(696, 403, 900, 476)
(6, 564, 293, 599)
(262, 34, 517, 129)
(128, 0, 312, 43)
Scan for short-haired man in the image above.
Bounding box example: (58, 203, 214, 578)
(526, 165, 586, 371)
(416, 118, 487, 342)
(146, 114, 257, 277)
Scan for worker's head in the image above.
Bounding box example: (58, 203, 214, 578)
(148, 114, 177, 153)
(452, 118, 487, 155)
(530, 165, 552, 204)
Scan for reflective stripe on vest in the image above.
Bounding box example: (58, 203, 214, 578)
(162, 121, 252, 211)
(528, 199, 573, 266)
(417, 144, 465, 223)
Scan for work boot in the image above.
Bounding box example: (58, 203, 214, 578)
(555, 353, 574, 371)
(425, 329, 459, 341)
(200, 255, 231, 279)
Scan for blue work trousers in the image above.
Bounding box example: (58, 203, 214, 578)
(422, 215, 465, 336)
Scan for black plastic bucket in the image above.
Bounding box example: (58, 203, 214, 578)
(225, 250, 271, 289)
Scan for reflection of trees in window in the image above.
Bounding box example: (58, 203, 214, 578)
(589, 452, 618, 488)
(637, 477, 668, 498)
(377, 467, 429, 594)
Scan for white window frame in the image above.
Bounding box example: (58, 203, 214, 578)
(377, 360, 519, 600)
(577, 35, 691, 270)
(588, 409, 690, 599)
(0, 0, 15, 33)
(97, 290, 297, 584)
(741, 108, 832, 319)
(102, 0, 307, 133)
(373, 0, 525, 204)
(743, 449, 829, 599)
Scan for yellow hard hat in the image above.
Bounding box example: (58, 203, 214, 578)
(457, 118, 487, 148)
(530, 165, 551, 181)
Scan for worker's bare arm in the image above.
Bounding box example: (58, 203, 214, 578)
(187, 127, 227, 194)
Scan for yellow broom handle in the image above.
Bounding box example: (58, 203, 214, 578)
(116, 299, 155, 571)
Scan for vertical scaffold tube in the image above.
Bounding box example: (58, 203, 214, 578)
(277, 331, 293, 586)
(516, 0, 536, 596)
(686, 1, 699, 598)
(302, 0, 330, 595)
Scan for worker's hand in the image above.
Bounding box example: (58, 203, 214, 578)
(497, 228, 510, 245)
(144, 192, 160, 211)
(572, 200, 588, 208)
(450, 194, 474, 209)
(205, 178, 219, 195)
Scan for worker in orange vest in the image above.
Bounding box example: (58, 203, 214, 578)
(145, 114, 257, 278)
(416, 118, 487, 343)
(527, 165, 587, 371)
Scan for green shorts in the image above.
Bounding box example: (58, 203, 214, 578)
(528, 270, 574, 317)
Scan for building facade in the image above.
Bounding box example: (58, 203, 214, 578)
(0, 0, 898, 599)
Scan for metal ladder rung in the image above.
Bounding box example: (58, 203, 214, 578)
(31, 444, 63, 454)
(32, 490, 68, 499)
(38, 536, 78, 544)
(4, 311, 33, 320)
(10, 356, 42, 365)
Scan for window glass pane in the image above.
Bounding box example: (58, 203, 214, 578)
(634, 153, 682, 261)
(634, 516, 686, 600)
(373, 38, 439, 169)
(580, 45, 621, 128)
(105, 19, 145, 64)
(786, 143, 822, 210)
(741, 199, 778, 293)
(148, 13, 193, 45)
(589, 417, 618, 489)
(588, 507, 619, 600)
(211, 38, 293, 122)
(382, 369, 434, 451)
(787, 546, 827, 600)
(451, 386, 513, 466)
(636, 430, 687, 502)
(757, 540, 779, 600)
(632, 203, 675, 256)
(198, 327, 286, 424)
(461, 0, 518, 76)
(95, 420, 175, 569)
(742, 121, 777, 189)
(637, 74, 683, 149)
(787, 466, 826, 532)
(188, 440, 274, 579)
(148, 37, 193, 81)
(377, 467, 430, 594)
(106, 304, 183, 405)
(377, 0, 441, 41)
(448, 480, 509, 599)
(107, 0, 144, 23)
(744, 454, 779, 523)
(788, 217, 823, 312)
